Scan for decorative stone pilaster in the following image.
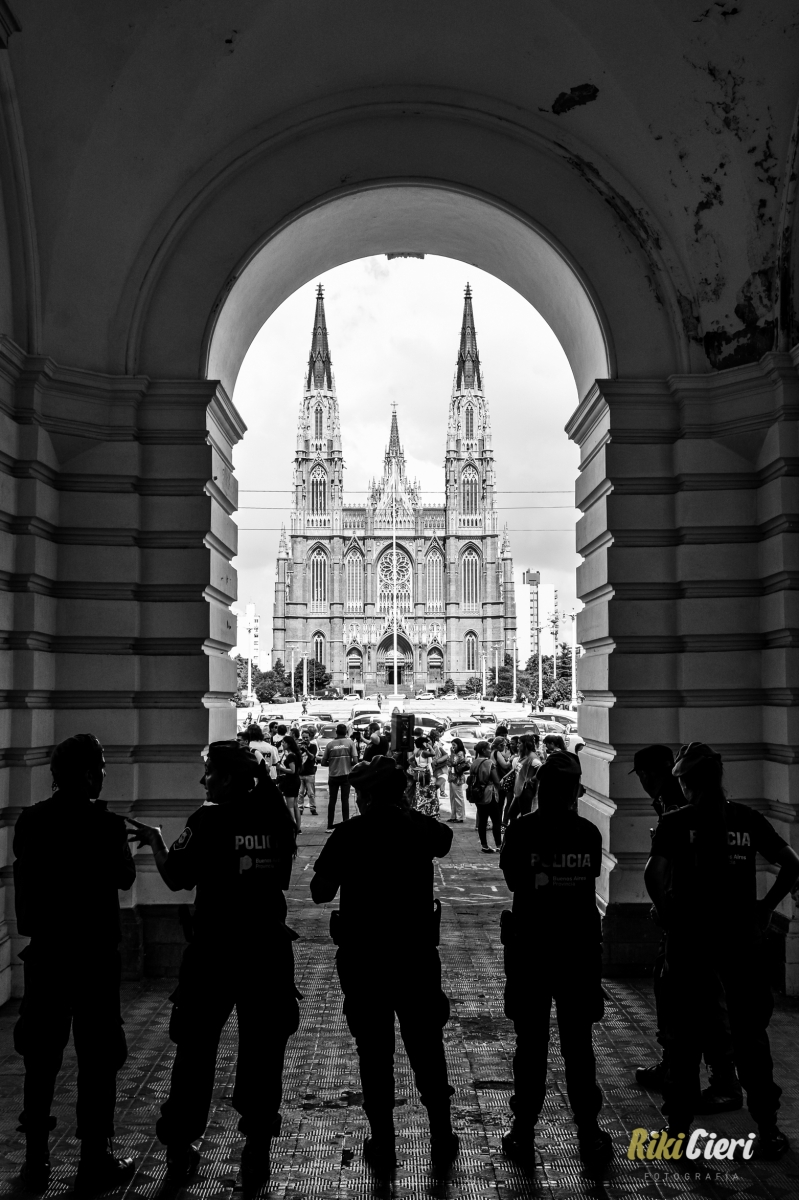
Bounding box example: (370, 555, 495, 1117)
(567, 351, 799, 987)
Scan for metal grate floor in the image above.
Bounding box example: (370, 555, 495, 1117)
(1, 814, 798, 1198)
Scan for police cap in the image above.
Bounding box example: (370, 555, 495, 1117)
(537, 749, 582, 782)
(672, 742, 722, 777)
(629, 744, 675, 775)
(205, 740, 259, 777)
(350, 754, 406, 793)
(50, 733, 105, 783)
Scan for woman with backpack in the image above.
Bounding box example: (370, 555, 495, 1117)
(468, 740, 503, 853)
(447, 738, 469, 823)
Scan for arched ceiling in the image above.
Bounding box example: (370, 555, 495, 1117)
(2, 0, 797, 386)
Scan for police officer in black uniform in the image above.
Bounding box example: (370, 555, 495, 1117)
(127, 741, 299, 1191)
(13, 733, 137, 1194)
(499, 750, 612, 1166)
(645, 741, 799, 1158)
(632, 745, 740, 1112)
(310, 755, 458, 1170)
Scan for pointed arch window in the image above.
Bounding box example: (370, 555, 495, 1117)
(314, 405, 323, 439)
(313, 632, 325, 665)
(465, 632, 478, 673)
(465, 405, 474, 440)
(309, 549, 328, 611)
(462, 466, 479, 516)
(311, 466, 327, 514)
(462, 549, 480, 613)
(345, 552, 363, 611)
(427, 550, 443, 613)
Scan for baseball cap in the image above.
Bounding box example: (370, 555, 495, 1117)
(629, 744, 675, 775)
(672, 742, 722, 777)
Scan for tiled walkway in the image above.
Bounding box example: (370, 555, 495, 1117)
(1, 808, 799, 1198)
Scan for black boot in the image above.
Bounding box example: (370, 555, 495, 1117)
(240, 1136, 272, 1195)
(501, 1118, 535, 1163)
(634, 1059, 667, 1090)
(428, 1102, 459, 1166)
(165, 1143, 200, 1185)
(577, 1122, 613, 1166)
(363, 1112, 396, 1171)
(74, 1138, 136, 1196)
(20, 1130, 51, 1193)
(752, 1124, 790, 1160)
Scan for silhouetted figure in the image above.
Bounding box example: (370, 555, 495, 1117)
(499, 750, 612, 1167)
(310, 755, 458, 1170)
(645, 741, 799, 1158)
(127, 742, 298, 1192)
(631, 744, 740, 1111)
(13, 733, 137, 1195)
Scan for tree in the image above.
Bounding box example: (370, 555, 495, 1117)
(293, 658, 331, 695)
(524, 643, 575, 707)
(442, 677, 456, 694)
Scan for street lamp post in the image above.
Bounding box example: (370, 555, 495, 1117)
(481, 652, 486, 699)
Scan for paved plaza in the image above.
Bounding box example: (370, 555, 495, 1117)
(1, 804, 798, 1199)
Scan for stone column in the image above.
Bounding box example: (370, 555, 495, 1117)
(567, 351, 799, 989)
(0, 340, 243, 992)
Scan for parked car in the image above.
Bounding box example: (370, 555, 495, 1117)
(307, 710, 334, 724)
(351, 704, 382, 721)
(415, 691, 437, 701)
(270, 692, 296, 703)
(315, 723, 338, 753)
(316, 687, 344, 700)
(411, 714, 450, 734)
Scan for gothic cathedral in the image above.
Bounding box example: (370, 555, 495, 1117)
(271, 284, 516, 694)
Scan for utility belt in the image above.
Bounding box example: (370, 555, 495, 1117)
(330, 898, 442, 948)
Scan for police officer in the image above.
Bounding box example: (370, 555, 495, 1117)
(632, 745, 741, 1111)
(13, 734, 137, 1194)
(127, 741, 299, 1191)
(499, 750, 612, 1166)
(310, 755, 458, 1170)
(645, 741, 799, 1158)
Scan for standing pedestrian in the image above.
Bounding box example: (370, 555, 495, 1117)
(632, 744, 740, 1112)
(363, 721, 389, 762)
(499, 750, 612, 1166)
(13, 734, 137, 1194)
(127, 743, 299, 1190)
(276, 734, 303, 833)
(350, 728, 365, 761)
(243, 724, 278, 781)
(447, 738, 469, 823)
(467, 741, 503, 853)
(503, 734, 541, 825)
(412, 737, 440, 817)
(298, 729, 319, 816)
(310, 756, 458, 1169)
(321, 723, 358, 831)
(645, 742, 799, 1157)
(430, 731, 450, 805)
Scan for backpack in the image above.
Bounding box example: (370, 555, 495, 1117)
(466, 758, 495, 806)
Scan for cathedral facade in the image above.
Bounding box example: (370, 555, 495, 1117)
(271, 285, 516, 694)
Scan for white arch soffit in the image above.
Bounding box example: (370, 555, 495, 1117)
(206, 184, 611, 402)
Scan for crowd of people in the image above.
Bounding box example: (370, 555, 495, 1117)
(10, 726, 799, 1193)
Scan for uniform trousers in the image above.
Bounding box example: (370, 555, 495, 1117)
(14, 945, 127, 1140)
(157, 940, 299, 1145)
(327, 777, 351, 827)
(336, 946, 454, 1120)
(652, 935, 737, 1084)
(504, 939, 604, 1126)
(661, 930, 780, 1130)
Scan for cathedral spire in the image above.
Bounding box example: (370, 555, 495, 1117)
(388, 400, 401, 458)
(277, 525, 289, 559)
(306, 283, 333, 391)
(455, 283, 482, 391)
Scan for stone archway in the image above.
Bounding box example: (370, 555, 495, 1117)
(376, 634, 414, 691)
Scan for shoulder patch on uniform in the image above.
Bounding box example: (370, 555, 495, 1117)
(171, 827, 192, 851)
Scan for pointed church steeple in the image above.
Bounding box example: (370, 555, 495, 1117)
(388, 403, 402, 458)
(456, 283, 482, 391)
(306, 284, 333, 391)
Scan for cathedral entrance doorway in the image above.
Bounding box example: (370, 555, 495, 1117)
(376, 635, 413, 691)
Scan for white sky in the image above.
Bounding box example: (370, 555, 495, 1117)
(230, 255, 581, 668)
